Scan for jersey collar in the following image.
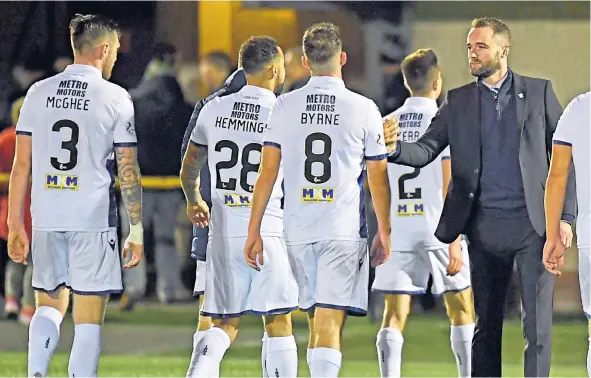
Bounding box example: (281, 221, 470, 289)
(239, 85, 276, 100)
(307, 76, 345, 88)
(64, 64, 103, 78)
(402, 96, 438, 111)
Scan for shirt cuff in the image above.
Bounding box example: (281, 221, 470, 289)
(560, 214, 574, 225)
(387, 141, 401, 162)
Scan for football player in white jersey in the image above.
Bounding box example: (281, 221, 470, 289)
(543, 91, 590, 375)
(7, 14, 143, 377)
(372, 49, 475, 378)
(246, 23, 392, 377)
(180, 36, 298, 378)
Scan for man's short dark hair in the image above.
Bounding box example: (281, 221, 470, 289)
(203, 51, 232, 74)
(69, 14, 121, 52)
(401, 49, 439, 93)
(238, 36, 279, 75)
(471, 17, 512, 44)
(302, 22, 342, 65)
(153, 42, 177, 66)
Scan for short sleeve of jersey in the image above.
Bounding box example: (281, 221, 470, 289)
(364, 102, 388, 160)
(553, 95, 582, 147)
(441, 146, 451, 161)
(190, 102, 209, 147)
(113, 91, 137, 146)
(15, 84, 38, 136)
(263, 97, 284, 149)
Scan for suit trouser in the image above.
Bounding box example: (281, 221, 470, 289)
(4, 254, 34, 308)
(467, 207, 553, 377)
(120, 190, 184, 300)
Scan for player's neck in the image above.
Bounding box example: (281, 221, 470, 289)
(410, 92, 438, 101)
(73, 57, 103, 72)
(245, 77, 275, 93)
(482, 66, 508, 86)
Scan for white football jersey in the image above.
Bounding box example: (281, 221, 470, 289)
(190, 85, 283, 238)
(264, 76, 387, 245)
(15, 64, 137, 232)
(553, 91, 590, 249)
(386, 97, 450, 251)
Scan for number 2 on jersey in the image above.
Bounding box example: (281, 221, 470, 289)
(398, 168, 422, 200)
(304, 132, 332, 184)
(51, 120, 79, 171)
(215, 140, 261, 193)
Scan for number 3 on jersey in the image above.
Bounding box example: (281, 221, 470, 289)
(51, 120, 79, 171)
(304, 132, 332, 184)
(215, 140, 261, 193)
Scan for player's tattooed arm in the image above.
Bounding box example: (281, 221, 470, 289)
(115, 146, 143, 226)
(180, 143, 208, 204)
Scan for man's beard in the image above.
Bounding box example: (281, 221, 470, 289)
(470, 52, 502, 79)
(274, 82, 285, 97)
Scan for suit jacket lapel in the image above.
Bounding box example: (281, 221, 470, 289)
(513, 73, 527, 135)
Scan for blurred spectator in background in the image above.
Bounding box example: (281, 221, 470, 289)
(8, 50, 56, 106)
(53, 55, 74, 73)
(178, 63, 202, 106)
(283, 46, 309, 93)
(120, 42, 193, 310)
(382, 60, 410, 115)
(0, 96, 34, 325)
(198, 51, 231, 94)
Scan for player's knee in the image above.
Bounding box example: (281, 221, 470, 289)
(443, 287, 475, 325)
(198, 315, 213, 331)
(72, 294, 109, 325)
(263, 313, 293, 337)
(313, 307, 345, 349)
(35, 287, 70, 316)
(382, 294, 411, 331)
(212, 317, 240, 343)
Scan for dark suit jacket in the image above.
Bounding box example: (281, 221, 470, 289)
(389, 72, 577, 244)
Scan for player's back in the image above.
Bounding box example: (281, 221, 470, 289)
(191, 85, 283, 238)
(554, 91, 590, 249)
(388, 97, 449, 251)
(16, 64, 135, 232)
(265, 76, 386, 245)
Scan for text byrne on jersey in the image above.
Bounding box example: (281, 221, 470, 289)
(301, 94, 340, 125)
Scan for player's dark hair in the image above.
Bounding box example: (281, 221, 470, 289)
(401, 49, 439, 93)
(302, 22, 342, 65)
(69, 14, 121, 53)
(203, 51, 232, 74)
(153, 42, 177, 66)
(471, 17, 512, 44)
(238, 36, 280, 75)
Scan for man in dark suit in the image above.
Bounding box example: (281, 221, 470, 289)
(384, 17, 576, 377)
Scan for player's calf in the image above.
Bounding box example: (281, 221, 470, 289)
(443, 288, 475, 378)
(28, 288, 70, 377)
(376, 294, 410, 378)
(68, 294, 109, 378)
(309, 307, 346, 377)
(187, 317, 239, 377)
(262, 313, 298, 377)
(187, 296, 215, 377)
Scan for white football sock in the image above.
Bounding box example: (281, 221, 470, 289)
(307, 348, 314, 374)
(28, 306, 63, 377)
(310, 347, 341, 377)
(187, 330, 208, 377)
(68, 324, 102, 377)
(189, 327, 231, 377)
(376, 327, 404, 377)
(266, 335, 298, 377)
(450, 323, 474, 378)
(262, 332, 269, 378)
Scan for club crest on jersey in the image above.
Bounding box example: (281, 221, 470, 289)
(396, 202, 424, 216)
(301, 187, 334, 203)
(223, 193, 252, 208)
(45, 174, 79, 191)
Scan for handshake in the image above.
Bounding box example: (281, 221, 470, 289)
(382, 115, 400, 155)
